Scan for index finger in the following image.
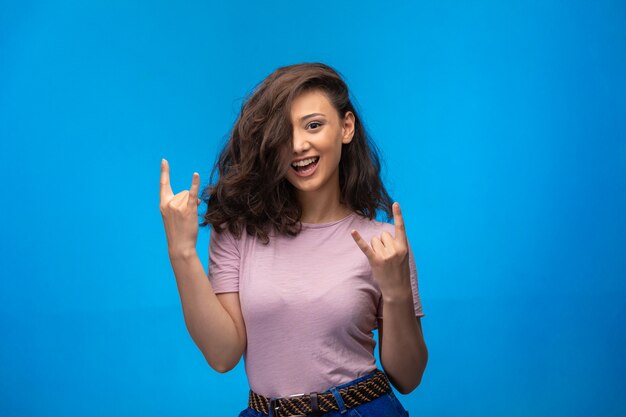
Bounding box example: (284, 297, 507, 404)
(160, 159, 173, 202)
(350, 229, 375, 261)
(393, 202, 408, 246)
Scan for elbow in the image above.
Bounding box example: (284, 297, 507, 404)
(384, 369, 424, 395)
(204, 352, 241, 374)
(403, 350, 428, 393)
(207, 358, 238, 374)
(212, 362, 236, 374)
(394, 351, 428, 395)
(201, 338, 245, 374)
(396, 376, 422, 395)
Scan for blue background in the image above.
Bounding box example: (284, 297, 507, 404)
(1, 0, 625, 416)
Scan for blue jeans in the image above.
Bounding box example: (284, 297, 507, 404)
(237, 370, 410, 417)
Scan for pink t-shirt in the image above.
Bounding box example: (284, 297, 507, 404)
(207, 211, 424, 398)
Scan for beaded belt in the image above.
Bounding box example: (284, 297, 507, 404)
(248, 369, 391, 417)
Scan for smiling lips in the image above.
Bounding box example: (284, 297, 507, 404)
(291, 156, 320, 177)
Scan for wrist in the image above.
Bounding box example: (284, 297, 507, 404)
(168, 246, 198, 261)
(382, 289, 413, 305)
(380, 279, 413, 304)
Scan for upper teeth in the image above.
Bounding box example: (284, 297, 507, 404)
(291, 157, 318, 167)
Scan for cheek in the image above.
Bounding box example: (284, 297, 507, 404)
(330, 141, 344, 164)
(285, 169, 296, 185)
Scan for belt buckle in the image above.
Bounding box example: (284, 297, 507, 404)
(269, 393, 307, 417)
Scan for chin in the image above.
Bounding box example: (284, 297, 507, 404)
(289, 182, 321, 193)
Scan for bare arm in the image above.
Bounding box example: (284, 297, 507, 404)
(350, 202, 427, 394)
(378, 309, 427, 394)
(169, 249, 246, 373)
(160, 159, 245, 373)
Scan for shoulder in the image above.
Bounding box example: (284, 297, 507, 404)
(353, 213, 394, 229)
(210, 222, 245, 252)
(351, 213, 395, 238)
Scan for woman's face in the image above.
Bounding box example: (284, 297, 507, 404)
(285, 89, 355, 197)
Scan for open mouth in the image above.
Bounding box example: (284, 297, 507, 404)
(291, 156, 320, 176)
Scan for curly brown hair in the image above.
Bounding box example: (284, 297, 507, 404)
(199, 62, 393, 244)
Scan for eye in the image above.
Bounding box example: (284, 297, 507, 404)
(306, 121, 323, 130)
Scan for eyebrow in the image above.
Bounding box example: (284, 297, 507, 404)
(299, 112, 326, 122)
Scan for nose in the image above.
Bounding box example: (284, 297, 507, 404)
(292, 132, 311, 155)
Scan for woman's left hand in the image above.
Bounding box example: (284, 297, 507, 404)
(351, 202, 412, 298)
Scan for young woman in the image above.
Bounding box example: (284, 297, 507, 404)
(160, 62, 427, 417)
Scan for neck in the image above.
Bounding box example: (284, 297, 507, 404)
(297, 187, 352, 224)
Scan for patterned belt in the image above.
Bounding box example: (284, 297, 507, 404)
(248, 369, 391, 417)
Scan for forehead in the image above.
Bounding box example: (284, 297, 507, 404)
(290, 89, 335, 119)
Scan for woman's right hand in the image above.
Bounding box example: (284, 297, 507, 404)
(159, 158, 202, 257)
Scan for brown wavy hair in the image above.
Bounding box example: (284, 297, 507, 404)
(199, 62, 393, 244)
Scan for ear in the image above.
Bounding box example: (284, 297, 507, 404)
(342, 111, 356, 144)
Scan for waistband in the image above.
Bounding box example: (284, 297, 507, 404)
(248, 369, 391, 417)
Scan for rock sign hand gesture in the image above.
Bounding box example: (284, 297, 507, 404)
(159, 159, 202, 257)
(350, 202, 412, 298)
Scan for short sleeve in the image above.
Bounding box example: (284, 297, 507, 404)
(376, 241, 425, 319)
(207, 226, 241, 293)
